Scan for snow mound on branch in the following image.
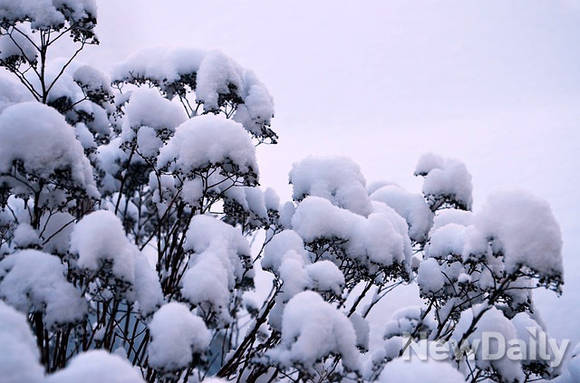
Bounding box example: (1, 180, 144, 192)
(476, 190, 563, 278)
(0, 71, 34, 113)
(45, 350, 144, 383)
(453, 306, 524, 382)
(158, 114, 258, 181)
(0, 25, 37, 65)
(431, 208, 473, 233)
(292, 197, 411, 273)
(0, 301, 44, 383)
(70, 210, 163, 315)
(289, 156, 372, 216)
(131, 256, 164, 317)
(181, 215, 252, 322)
(148, 302, 210, 372)
(111, 47, 205, 93)
(0, 0, 97, 32)
(0, 250, 86, 328)
(269, 291, 361, 372)
(427, 191, 563, 283)
(262, 230, 307, 272)
(0, 102, 98, 197)
(417, 257, 444, 294)
(112, 47, 274, 137)
(426, 223, 467, 260)
(415, 153, 472, 210)
(73, 65, 111, 99)
(383, 306, 435, 340)
(371, 184, 433, 242)
(305, 261, 344, 296)
(70, 210, 136, 283)
(125, 88, 186, 133)
(378, 358, 464, 382)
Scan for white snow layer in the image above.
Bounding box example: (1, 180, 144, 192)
(0, 0, 96, 31)
(269, 291, 361, 372)
(0, 301, 44, 383)
(181, 215, 251, 322)
(70, 210, 136, 283)
(70, 210, 163, 315)
(291, 196, 411, 273)
(158, 114, 258, 179)
(426, 190, 563, 280)
(125, 88, 186, 133)
(415, 153, 473, 210)
(45, 350, 145, 383)
(476, 190, 563, 277)
(112, 47, 274, 136)
(0, 250, 86, 328)
(289, 156, 372, 216)
(378, 358, 464, 382)
(148, 302, 210, 371)
(370, 184, 433, 242)
(0, 102, 98, 197)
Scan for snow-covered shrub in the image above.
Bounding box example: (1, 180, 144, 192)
(0, 3, 568, 383)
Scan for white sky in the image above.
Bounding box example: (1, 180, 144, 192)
(81, 0, 580, 342)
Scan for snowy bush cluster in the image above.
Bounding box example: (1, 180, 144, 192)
(0, 2, 576, 383)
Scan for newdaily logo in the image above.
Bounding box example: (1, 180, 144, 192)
(402, 327, 570, 367)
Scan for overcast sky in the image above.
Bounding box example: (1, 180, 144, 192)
(81, 0, 580, 343)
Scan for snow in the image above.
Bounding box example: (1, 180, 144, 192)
(70, 210, 136, 284)
(558, 344, 580, 383)
(112, 47, 274, 137)
(0, 25, 37, 65)
(305, 260, 345, 296)
(125, 88, 186, 133)
(269, 291, 361, 372)
(0, 250, 87, 328)
(0, 102, 98, 197)
(12, 222, 40, 248)
(132, 256, 164, 317)
(414, 152, 446, 176)
(383, 306, 434, 340)
(417, 258, 444, 294)
(136, 126, 163, 158)
(223, 186, 269, 223)
(370, 184, 433, 242)
(148, 302, 211, 372)
(0, 301, 44, 383)
(181, 178, 204, 207)
(73, 65, 111, 100)
(111, 47, 205, 94)
(0, 71, 34, 113)
(378, 358, 464, 382)
(475, 190, 563, 279)
(181, 215, 251, 322)
(512, 312, 557, 372)
(431, 208, 473, 233)
(289, 156, 372, 216)
(415, 153, 473, 210)
(425, 223, 467, 260)
(278, 258, 310, 300)
(278, 201, 296, 229)
(350, 313, 370, 351)
(453, 305, 524, 382)
(0, 0, 97, 32)
(196, 50, 243, 111)
(292, 196, 411, 273)
(45, 350, 144, 383)
(264, 187, 280, 211)
(158, 114, 258, 183)
(262, 230, 307, 273)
